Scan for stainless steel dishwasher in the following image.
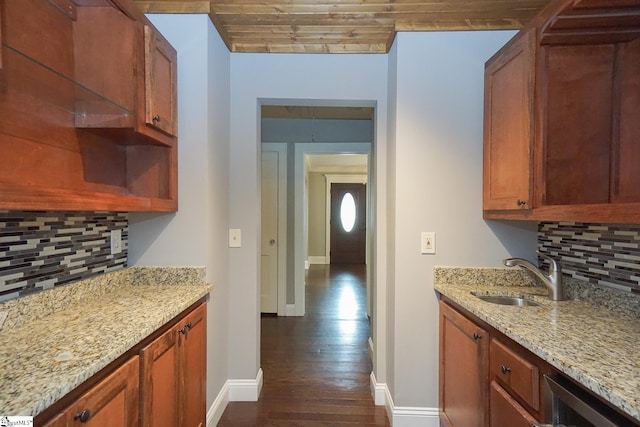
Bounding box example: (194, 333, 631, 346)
(534, 375, 638, 427)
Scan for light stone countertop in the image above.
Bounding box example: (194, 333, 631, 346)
(434, 266, 640, 423)
(0, 267, 211, 418)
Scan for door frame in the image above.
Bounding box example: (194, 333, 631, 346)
(261, 143, 288, 317)
(293, 142, 371, 316)
(324, 174, 368, 263)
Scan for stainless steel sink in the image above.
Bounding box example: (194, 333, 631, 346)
(473, 294, 541, 307)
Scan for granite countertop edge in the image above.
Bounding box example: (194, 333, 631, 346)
(434, 266, 640, 423)
(0, 266, 212, 417)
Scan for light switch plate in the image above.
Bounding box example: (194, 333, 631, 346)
(421, 232, 436, 254)
(229, 229, 242, 248)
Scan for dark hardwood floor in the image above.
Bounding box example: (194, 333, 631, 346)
(217, 264, 390, 426)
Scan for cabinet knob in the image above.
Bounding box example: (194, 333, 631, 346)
(186, 322, 193, 330)
(516, 199, 526, 207)
(500, 365, 512, 374)
(152, 114, 161, 122)
(74, 409, 91, 423)
(472, 333, 482, 341)
(179, 326, 188, 335)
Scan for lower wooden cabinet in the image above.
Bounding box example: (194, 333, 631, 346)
(439, 301, 489, 427)
(490, 382, 537, 427)
(37, 301, 206, 427)
(42, 356, 140, 427)
(490, 338, 540, 411)
(439, 300, 547, 427)
(140, 303, 206, 427)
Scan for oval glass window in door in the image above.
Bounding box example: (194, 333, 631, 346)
(340, 192, 356, 232)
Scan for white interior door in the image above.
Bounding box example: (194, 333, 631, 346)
(261, 150, 279, 313)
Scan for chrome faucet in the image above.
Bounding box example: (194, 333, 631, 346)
(503, 251, 565, 301)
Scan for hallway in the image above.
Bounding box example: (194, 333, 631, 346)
(218, 264, 390, 426)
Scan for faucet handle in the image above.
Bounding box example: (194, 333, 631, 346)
(536, 251, 560, 273)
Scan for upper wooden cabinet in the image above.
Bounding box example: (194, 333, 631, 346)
(483, 29, 535, 213)
(483, 0, 640, 223)
(143, 25, 178, 138)
(0, 0, 178, 212)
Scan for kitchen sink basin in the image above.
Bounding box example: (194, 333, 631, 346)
(473, 294, 541, 307)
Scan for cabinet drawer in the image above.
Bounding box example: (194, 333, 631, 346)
(490, 338, 540, 410)
(490, 381, 537, 427)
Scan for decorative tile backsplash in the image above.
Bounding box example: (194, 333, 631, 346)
(539, 222, 640, 293)
(0, 211, 127, 302)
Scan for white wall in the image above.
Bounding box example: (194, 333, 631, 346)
(228, 52, 389, 382)
(127, 14, 231, 419)
(388, 31, 537, 416)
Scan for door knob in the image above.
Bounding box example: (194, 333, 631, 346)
(269, 239, 276, 245)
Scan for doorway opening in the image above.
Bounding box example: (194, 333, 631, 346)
(260, 104, 374, 317)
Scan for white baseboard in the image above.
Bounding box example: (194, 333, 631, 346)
(307, 256, 328, 265)
(206, 381, 229, 427)
(370, 372, 440, 427)
(370, 371, 387, 406)
(227, 368, 263, 401)
(285, 304, 296, 316)
(206, 369, 264, 426)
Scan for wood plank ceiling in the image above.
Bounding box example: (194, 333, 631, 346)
(134, 0, 553, 53)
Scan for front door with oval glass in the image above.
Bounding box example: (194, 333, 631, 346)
(330, 183, 366, 264)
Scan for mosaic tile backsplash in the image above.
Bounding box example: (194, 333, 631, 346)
(539, 222, 640, 293)
(0, 211, 127, 302)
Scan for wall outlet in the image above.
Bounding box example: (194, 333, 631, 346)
(110, 229, 122, 255)
(421, 232, 436, 254)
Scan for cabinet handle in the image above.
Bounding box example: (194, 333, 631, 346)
(472, 333, 482, 341)
(516, 199, 526, 207)
(152, 114, 161, 122)
(74, 409, 91, 422)
(500, 365, 512, 374)
(179, 322, 193, 335)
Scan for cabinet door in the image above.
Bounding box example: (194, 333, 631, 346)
(483, 29, 535, 212)
(540, 44, 614, 205)
(144, 25, 177, 137)
(613, 38, 640, 203)
(64, 356, 139, 426)
(439, 302, 489, 427)
(490, 382, 537, 427)
(140, 322, 180, 427)
(178, 303, 207, 427)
